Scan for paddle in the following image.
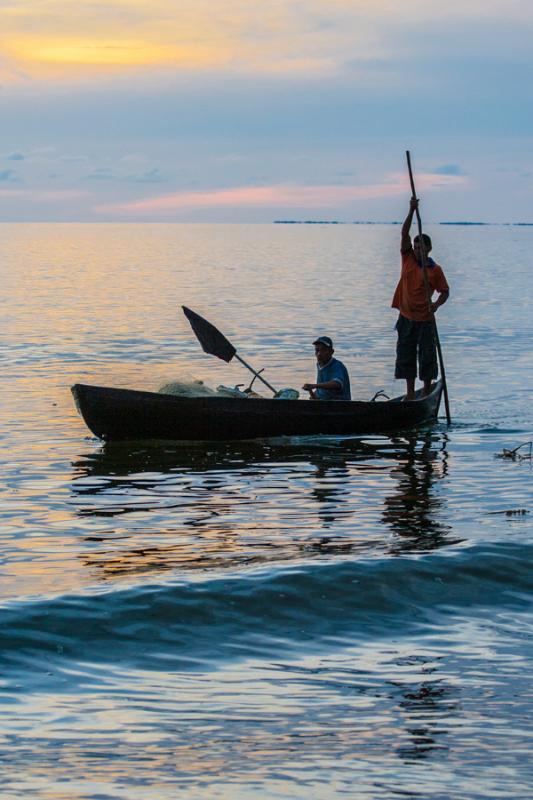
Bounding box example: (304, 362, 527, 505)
(182, 306, 278, 395)
(406, 151, 452, 425)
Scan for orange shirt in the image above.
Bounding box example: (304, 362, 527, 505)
(391, 248, 449, 322)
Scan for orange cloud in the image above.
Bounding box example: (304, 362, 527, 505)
(9, 37, 230, 72)
(1, 0, 529, 82)
(95, 173, 466, 215)
(0, 0, 398, 81)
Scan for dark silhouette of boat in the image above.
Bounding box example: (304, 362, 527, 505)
(71, 381, 443, 442)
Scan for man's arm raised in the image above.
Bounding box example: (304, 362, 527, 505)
(401, 196, 418, 254)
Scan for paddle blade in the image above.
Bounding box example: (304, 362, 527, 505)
(182, 306, 237, 363)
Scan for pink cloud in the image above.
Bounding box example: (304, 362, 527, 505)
(95, 172, 467, 215)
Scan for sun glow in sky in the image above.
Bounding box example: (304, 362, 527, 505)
(1, 0, 532, 221)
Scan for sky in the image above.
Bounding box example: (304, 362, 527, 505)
(0, 0, 532, 222)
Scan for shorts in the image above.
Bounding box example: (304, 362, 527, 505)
(394, 314, 438, 382)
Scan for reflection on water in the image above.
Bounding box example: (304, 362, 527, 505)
(390, 653, 457, 762)
(2, 224, 533, 799)
(382, 432, 459, 553)
(70, 431, 455, 583)
(396, 681, 454, 761)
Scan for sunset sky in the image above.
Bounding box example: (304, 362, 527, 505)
(1, 0, 532, 222)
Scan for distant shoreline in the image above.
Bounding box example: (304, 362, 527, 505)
(274, 220, 533, 226)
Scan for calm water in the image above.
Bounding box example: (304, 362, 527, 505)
(1, 223, 532, 799)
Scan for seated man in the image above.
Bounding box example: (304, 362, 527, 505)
(303, 336, 351, 400)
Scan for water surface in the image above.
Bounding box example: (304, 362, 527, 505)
(1, 223, 532, 799)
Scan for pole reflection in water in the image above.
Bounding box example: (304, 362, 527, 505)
(387, 652, 459, 762)
(70, 430, 459, 584)
(309, 454, 351, 529)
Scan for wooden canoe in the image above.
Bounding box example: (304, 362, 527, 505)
(71, 381, 443, 442)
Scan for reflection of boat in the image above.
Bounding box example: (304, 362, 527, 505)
(71, 381, 443, 441)
(71, 429, 452, 581)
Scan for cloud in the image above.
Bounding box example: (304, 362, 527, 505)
(125, 168, 165, 183)
(3, 0, 530, 82)
(0, 168, 18, 182)
(95, 172, 466, 215)
(433, 164, 466, 176)
(85, 167, 116, 181)
(0, 2, 530, 223)
(84, 166, 165, 183)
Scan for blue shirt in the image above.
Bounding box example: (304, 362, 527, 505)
(316, 357, 351, 401)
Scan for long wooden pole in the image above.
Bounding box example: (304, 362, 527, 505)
(406, 151, 451, 425)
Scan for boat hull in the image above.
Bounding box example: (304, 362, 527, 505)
(71, 382, 443, 442)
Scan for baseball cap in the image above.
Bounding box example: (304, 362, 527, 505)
(313, 336, 333, 349)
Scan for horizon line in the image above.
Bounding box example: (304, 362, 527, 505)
(1, 219, 532, 226)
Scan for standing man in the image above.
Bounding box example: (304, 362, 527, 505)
(303, 336, 351, 400)
(392, 197, 450, 400)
